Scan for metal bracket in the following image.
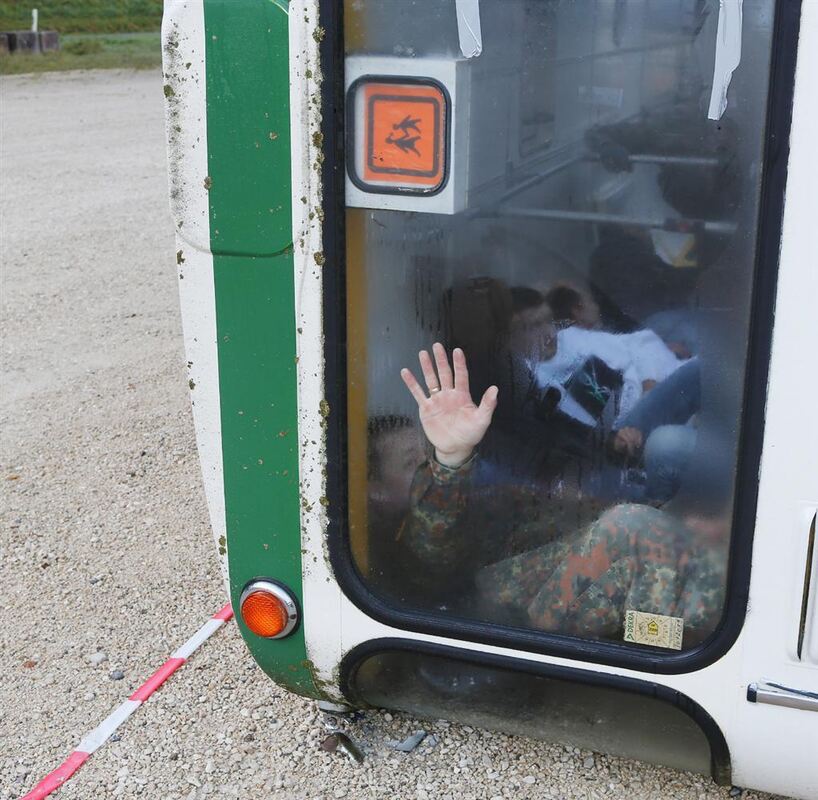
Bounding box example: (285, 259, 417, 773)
(747, 681, 818, 712)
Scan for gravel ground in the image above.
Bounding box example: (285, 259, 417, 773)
(0, 70, 786, 800)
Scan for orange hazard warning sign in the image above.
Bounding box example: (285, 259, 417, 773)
(352, 79, 448, 193)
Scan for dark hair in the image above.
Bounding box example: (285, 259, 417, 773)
(509, 286, 545, 316)
(544, 284, 584, 323)
(367, 415, 415, 480)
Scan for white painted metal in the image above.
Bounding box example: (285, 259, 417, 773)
(289, 0, 347, 704)
(162, 0, 228, 587)
(727, 1, 818, 792)
(162, 1, 212, 251)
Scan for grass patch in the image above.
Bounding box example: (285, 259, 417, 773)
(0, 1, 162, 34)
(0, 32, 161, 74)
(63, 38, 104, 55)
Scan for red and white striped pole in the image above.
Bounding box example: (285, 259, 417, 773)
(21, 604, 234, 800)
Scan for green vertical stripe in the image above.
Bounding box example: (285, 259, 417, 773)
(204, 0, 319, 697)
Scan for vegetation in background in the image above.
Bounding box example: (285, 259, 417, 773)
(0, 1, 162, 34)
(0, 31, 161, 74)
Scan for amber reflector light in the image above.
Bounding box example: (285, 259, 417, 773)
(241, 590, 289, 638)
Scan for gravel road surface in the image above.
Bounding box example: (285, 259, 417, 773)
(0, 70, 784, 800)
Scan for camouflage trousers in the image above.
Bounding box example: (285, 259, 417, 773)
(474, 503, 725, 647)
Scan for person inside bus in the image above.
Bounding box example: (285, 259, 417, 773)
(507, 287, 683, 427)
(611, 358, 700, 501)
(538, 283, 702, 498)
(367, 415, 426, 534)
(399, 344, 729, 647)
(544, 281, 697, 360)
(584, 104, 742, 334)
(365, 413, 542, 609)
(365, 414, 429, 601)
(543, 282, 603, 331)
(492, 286, 697, 500)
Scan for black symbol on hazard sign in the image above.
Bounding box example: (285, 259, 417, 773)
(386, 115, 423, 156)
(393, 114, 421, 134)
(386, 130, 421, 156)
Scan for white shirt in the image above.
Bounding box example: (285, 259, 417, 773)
(531, 326, 682, 426)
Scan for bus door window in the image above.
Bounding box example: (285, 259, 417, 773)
(343, 0, 777, 652)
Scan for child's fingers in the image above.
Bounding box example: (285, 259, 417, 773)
(400, 368, 428, 407)
(432, 342, 454, 390)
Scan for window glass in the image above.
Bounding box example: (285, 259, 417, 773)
(344, 0, 777, 652)
(349, 649, 716, 776)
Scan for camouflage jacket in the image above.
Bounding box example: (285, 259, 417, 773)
(402, 455, 727, 647)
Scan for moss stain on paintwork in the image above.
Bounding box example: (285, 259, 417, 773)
(301, 659, 334, 696)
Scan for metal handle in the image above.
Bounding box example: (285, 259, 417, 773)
(747, 682, 818, 713)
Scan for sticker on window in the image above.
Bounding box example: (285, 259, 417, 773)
(623, 609, 684, 650)
(348, 78, 448, 194)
